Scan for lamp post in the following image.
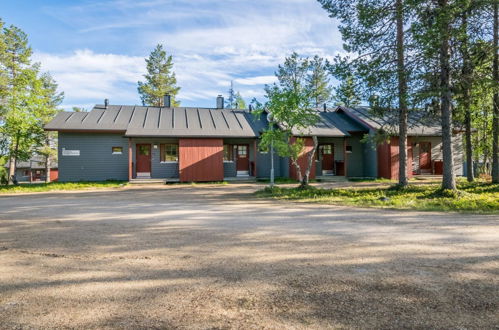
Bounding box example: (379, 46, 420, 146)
(267, 112, 275, 188)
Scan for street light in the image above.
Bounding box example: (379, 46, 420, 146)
(266, 112, 275, 188)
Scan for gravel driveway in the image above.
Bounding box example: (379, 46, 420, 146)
(0, 184, 498, 329)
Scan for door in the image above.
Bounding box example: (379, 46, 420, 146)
(136, 144, 152, 175)
(319, 144, 334, 175)
(236, 145, 249, 175)
(419, 142, 431, 171)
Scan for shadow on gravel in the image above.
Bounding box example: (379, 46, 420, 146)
(0, 187, 498, 328)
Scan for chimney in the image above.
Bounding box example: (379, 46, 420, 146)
(216, 95, 224, 109)
(249, 104, 253, 112)
(104, 99, 109, 109)
(323, 103, 327, 111)
(163, 94, 171, 108)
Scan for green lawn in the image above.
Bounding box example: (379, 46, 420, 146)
(0, 181, 127, 194)
(255, 181, 499, 213)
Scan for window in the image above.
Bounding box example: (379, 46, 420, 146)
(23, 170, 30, 177)
(323, 145, 332, 155)
(160, 144, 178, 162)
(223, 145, 233, 161)
(112, 146, 123, 154)
(238, 145, 248, 158)
(346, 146, 353, 153)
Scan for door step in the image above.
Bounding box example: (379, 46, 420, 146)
(129, 178, 166, 184)
(316, 176, 348, 182)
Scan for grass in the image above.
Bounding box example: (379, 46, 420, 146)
(255, 181, 499, 214)
(0, 181, 127, 194)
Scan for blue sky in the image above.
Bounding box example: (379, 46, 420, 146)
(1, 0, 342, 110)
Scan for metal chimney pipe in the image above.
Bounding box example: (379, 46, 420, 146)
(104, 99, 109, 109)
(216, 95, 224, 109)
(323, 103, 327, 111)
(249, 104, 253, 112)
(163, 95, 171, 108)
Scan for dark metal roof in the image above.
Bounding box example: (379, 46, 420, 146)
(4, 155, 58, 169)
(46, 105, 267, 138)
(45, 103, 372, 138)
(337, 106, 443, 136)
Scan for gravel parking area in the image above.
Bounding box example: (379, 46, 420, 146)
(0, 184, 498, 329)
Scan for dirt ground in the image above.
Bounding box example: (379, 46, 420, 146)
(0, 183, 498, 329)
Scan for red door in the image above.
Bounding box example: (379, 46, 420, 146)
(419, 142, 431, 171)
(320, 144, 334, 174)
(136, 144, 151, 173)
(236, 145, 249, 173)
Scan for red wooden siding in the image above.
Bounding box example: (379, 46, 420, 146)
(377, 137, 413, 179)
(289, 137, 316, 180)
(49, 169, 58, 182)
(179, 139, 224, 182)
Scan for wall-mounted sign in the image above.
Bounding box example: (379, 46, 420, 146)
(62, 148, 80, 156)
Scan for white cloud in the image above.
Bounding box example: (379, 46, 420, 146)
(36, 0, 343, 108)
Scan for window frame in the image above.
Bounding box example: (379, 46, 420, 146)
(112, 146, 123, 155)
(160, 143, 179, 163)
(223, 144, 234, 162)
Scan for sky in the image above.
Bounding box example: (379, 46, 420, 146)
(0, 0, 343, 110)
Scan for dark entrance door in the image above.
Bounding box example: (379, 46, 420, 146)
(136, 144, 151, 174)
(236, 145, 249, 175)
(419, 142, 431, 172)
(320, 144, 334, 175)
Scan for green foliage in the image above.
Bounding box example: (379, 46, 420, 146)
(0, 156, 7, 184)
(137, 44, 180, 107)
(254, 53, 323, 185)
(307, 55, 332, 107)
(332, 73, 361, 107)
(71, 106, 87, 112)
(225, 81, 246, 109)
(0, 22, 64, 185)
(256, 181, 499, 213)
(0, 181, 127, 194)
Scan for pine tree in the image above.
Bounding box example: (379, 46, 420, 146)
(319, 0, 413, 187)
(492, 0, 499, 183)
(333, 74, 361, 107)
(225, 81, 236, 109)
(307, 55, 332, 107)
(0, 24, 39, 185)
(137, 44, 180, 107)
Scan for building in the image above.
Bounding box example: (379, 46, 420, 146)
(7, 155, 58, 183)
(44, 97, 463, 182)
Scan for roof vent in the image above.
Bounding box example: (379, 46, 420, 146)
(163, 94, 171, 108)
(216, 95, 224, 109)
(323, 103, 327, 111)
(249, 104, 253, 112)
(104, 99, 109, 109)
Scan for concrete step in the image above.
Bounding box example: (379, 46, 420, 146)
(129, 178, 167, 184)
(316, 176, 348, 182)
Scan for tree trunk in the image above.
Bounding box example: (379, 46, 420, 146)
(492, 1, 499, 183)
(396, 0, 409, 187)
(301, 136, 319, 187)
(291, 158, 303, 183)
(7, 134, 20, 185)
(461, 10, 474, 182)
(439, 0, 457, 190)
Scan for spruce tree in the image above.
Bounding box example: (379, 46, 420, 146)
(137, 44, 180, 107)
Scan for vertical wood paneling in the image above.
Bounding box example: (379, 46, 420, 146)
(378, 137, 413, 179)
(179, 139, 223, 182)
(289, 137, 316, 181)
